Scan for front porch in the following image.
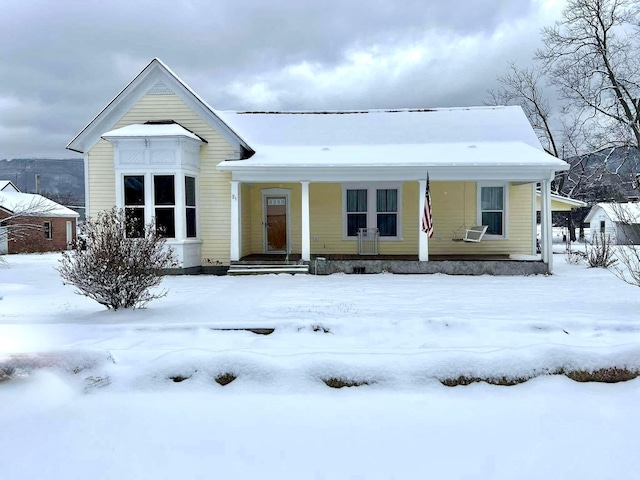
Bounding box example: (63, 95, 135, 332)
(223, 178, 556, 273)
(235, 253, 548, 276)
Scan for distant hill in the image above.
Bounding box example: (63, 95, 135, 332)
(560, 147, 640, 203)
(0, 158, 85, 217)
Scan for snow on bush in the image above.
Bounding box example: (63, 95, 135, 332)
(57, 208, 176, 310)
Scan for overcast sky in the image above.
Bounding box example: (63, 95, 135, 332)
(0, 0, 566, 159)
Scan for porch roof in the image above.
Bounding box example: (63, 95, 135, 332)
(217, 141, 569, 182)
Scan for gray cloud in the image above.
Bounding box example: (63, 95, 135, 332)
(0, 0, 565, 159)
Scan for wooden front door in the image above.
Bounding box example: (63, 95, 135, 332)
(265, 196, 287, 252)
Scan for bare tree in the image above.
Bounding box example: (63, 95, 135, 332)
(605, 202, 640, 286)
(487, 63, 561, 158)
(537, 0, 640, 153)
(57, 208, 176, 310)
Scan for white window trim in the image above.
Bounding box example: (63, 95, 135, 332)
(152, 174, 177, 239)
(43, 221, 52, 240)
(477, 182, 509, 240)
(119, 172, 151, 237)
(118, 171, 202, 242)
(184, 175, 198, 240)
(342, 182, 403, 241)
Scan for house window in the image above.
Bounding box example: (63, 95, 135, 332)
(185, 176, 197, 238)
(600, 220, 606, 233)
(154, 175, 175, 238)
(346, 189, 367, 236)
(377, 189, 398, 236)
(43, 221, 52, 240)
(124, 175, 145, 238)
(479, 184, 506, 237)
(344, 184, 401, 239)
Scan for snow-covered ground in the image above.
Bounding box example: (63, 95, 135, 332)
(1, 253, 639, 479)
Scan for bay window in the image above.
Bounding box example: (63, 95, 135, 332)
(153, 175, 175, 238)
(124, 175, 145, 238)
(185, 176, 197, 238)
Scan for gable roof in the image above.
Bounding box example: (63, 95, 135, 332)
(0, 180, 19, 192)
(585, 202, 640, 224)
(0, 191, 79, 217)
(66, 58, 251, 156)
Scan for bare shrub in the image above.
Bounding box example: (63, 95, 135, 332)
(585, 233, 617, 268)
(57, 208, 175, 310)
(564, 243, 586, 265)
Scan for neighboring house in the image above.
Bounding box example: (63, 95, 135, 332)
(66, 58, 568, 274)
(535, 191, 587, 213)
(585, 203, 640, 244)
(0, 180, 79, 254)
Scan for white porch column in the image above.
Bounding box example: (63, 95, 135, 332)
(301, 181, 310, 261)
(541, 179, 553, 272)
(230, 180, 240, 262)
(418, 179, 429, 261)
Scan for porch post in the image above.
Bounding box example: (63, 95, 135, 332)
(541, 179, 553, 272)
(230, 180, 240, 262)
(418, 179, 428, 261)
(301, 181, 310, 261)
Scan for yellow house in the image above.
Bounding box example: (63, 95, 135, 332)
(67, 58, 569, 275)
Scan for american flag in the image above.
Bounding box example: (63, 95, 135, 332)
(421, 174, 434, 238)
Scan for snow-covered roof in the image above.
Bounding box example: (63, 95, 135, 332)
(220, 142, 564, 168)
(585, 202, 640, 224)
(536, 191, 587, 210)
(0, 191, 79, 217)
(0, 180, 19, 192)
(216, 106, 544, 150)
(216, 106, 569, 180)
(101, 123, 203, 141)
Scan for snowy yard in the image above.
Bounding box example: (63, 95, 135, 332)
(1, 253, 639, 479)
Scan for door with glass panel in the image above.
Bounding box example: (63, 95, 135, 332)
(265, 196, 287, 252)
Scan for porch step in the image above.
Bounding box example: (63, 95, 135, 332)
(227, 263, 309, 275)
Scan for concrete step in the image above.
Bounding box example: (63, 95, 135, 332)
(227, 263, 309, 275)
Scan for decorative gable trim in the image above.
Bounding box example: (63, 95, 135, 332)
(66, 58, 253, 158)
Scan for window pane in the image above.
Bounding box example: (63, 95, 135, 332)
(154, 175, 175, 205)
(481, 187, 503, 210)
(185, 177, 196, 207)
(377, 214, 397, 236)
(347, 213, 367, 236)
(155, 208, 175, 237)
(347, 189, 367, 212)
(376, 189, 397, 212)
(124, 176, 145, 206)
(43, 222, 51, 239)
(125, 208, 145, 238)
(186, 208, 196, 238)
(482, 212, 503, 235)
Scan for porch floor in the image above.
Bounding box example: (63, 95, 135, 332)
(239, 253, 515, 262)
